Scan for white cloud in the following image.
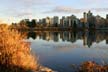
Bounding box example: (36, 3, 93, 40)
(43, 6, 82, 13)
(3, 8, 33, 18)
(43, 6, 108, 14)
(92, 8, 108, 12)
(13, 0, 52, 6)
(2, 0, 53, 18)
(15, 12, 32, 18)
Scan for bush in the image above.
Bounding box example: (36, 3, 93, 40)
(0, 24, 39, 72)
(78, 61, 108, 72)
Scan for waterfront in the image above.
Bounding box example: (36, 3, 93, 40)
(1, 0, 108, 71)
(25, 30, 108, 72)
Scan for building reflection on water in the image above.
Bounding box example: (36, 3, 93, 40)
(23, 30, 108, 48)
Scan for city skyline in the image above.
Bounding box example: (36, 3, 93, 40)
(0, 0, 108, 24)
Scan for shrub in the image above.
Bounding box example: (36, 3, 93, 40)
(0, 24, 39, 72)
(79, 61, 108, 72)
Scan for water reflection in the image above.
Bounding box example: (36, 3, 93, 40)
(24, 30, 108, 72)
(24, 30, 108, 48)
(27, 31, 36, 39)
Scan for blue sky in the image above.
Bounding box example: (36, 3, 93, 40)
(0, 0, 108, 24)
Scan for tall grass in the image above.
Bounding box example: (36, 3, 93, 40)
(79, 61, 108, 72)
(0, 24, 39, 71)
(71, 61, 108, 72)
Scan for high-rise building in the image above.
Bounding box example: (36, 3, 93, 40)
(87, 10, 96, 28)
(40, 17, 51, 26)
(46, 17, 51, 26)
(67, 16, 71, 27)
(53, 16, 59, 24)
(62, 16, 65, 26)
(53, 16, 59, 26)
(39, 19, 42, 24)
(87, 10, 93, 18)
(106, 14, 108, 19)
(60, 16, 65, 27)
(83, 12, 87, 23)
(70, 15, 78, 27)
(106, 14, 108, 26)
(106, 40, 108, 44)
(60, 19, 63, 27)
(42, 18, 46, 24)
(62, 16, 68, 27)
(50, 18, 54, 26)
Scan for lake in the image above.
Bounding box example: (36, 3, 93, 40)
(25, 30, 108, 72)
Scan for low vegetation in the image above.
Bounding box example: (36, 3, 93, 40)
(0, 24, 54, 72)
(72, 61, 108, 72)
(0, 24, 39, 72)
(79, 61, 108, 72)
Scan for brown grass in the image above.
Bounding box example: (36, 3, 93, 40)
(0, 24, 39, 71)
(78, 61, 108, 72)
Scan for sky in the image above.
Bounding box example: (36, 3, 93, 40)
(0, 0, 108, 24)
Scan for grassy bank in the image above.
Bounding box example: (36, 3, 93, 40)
(0, 24, 54, 72)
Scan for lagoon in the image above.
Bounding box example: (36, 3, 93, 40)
(26, 30, 108, 72)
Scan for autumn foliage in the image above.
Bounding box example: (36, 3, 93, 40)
(79, 61, 108, 72)
(0, 24, 38, 72)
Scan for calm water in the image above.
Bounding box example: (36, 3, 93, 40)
(26, 30, 108, 72)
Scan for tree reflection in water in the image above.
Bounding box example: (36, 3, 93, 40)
(25, 30, 108, 48)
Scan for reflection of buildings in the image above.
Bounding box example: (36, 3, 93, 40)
(60, 31, 77, 43)
(25, 31, 108, 48)
(51, 32, 59, 42)
(87, 31, 96, 48)
(27, 31, 37, 39)
(83, 31, 88, 46)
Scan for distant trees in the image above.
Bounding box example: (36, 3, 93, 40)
(27, 19, 36, 28)
(12, 19, 37, 30)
